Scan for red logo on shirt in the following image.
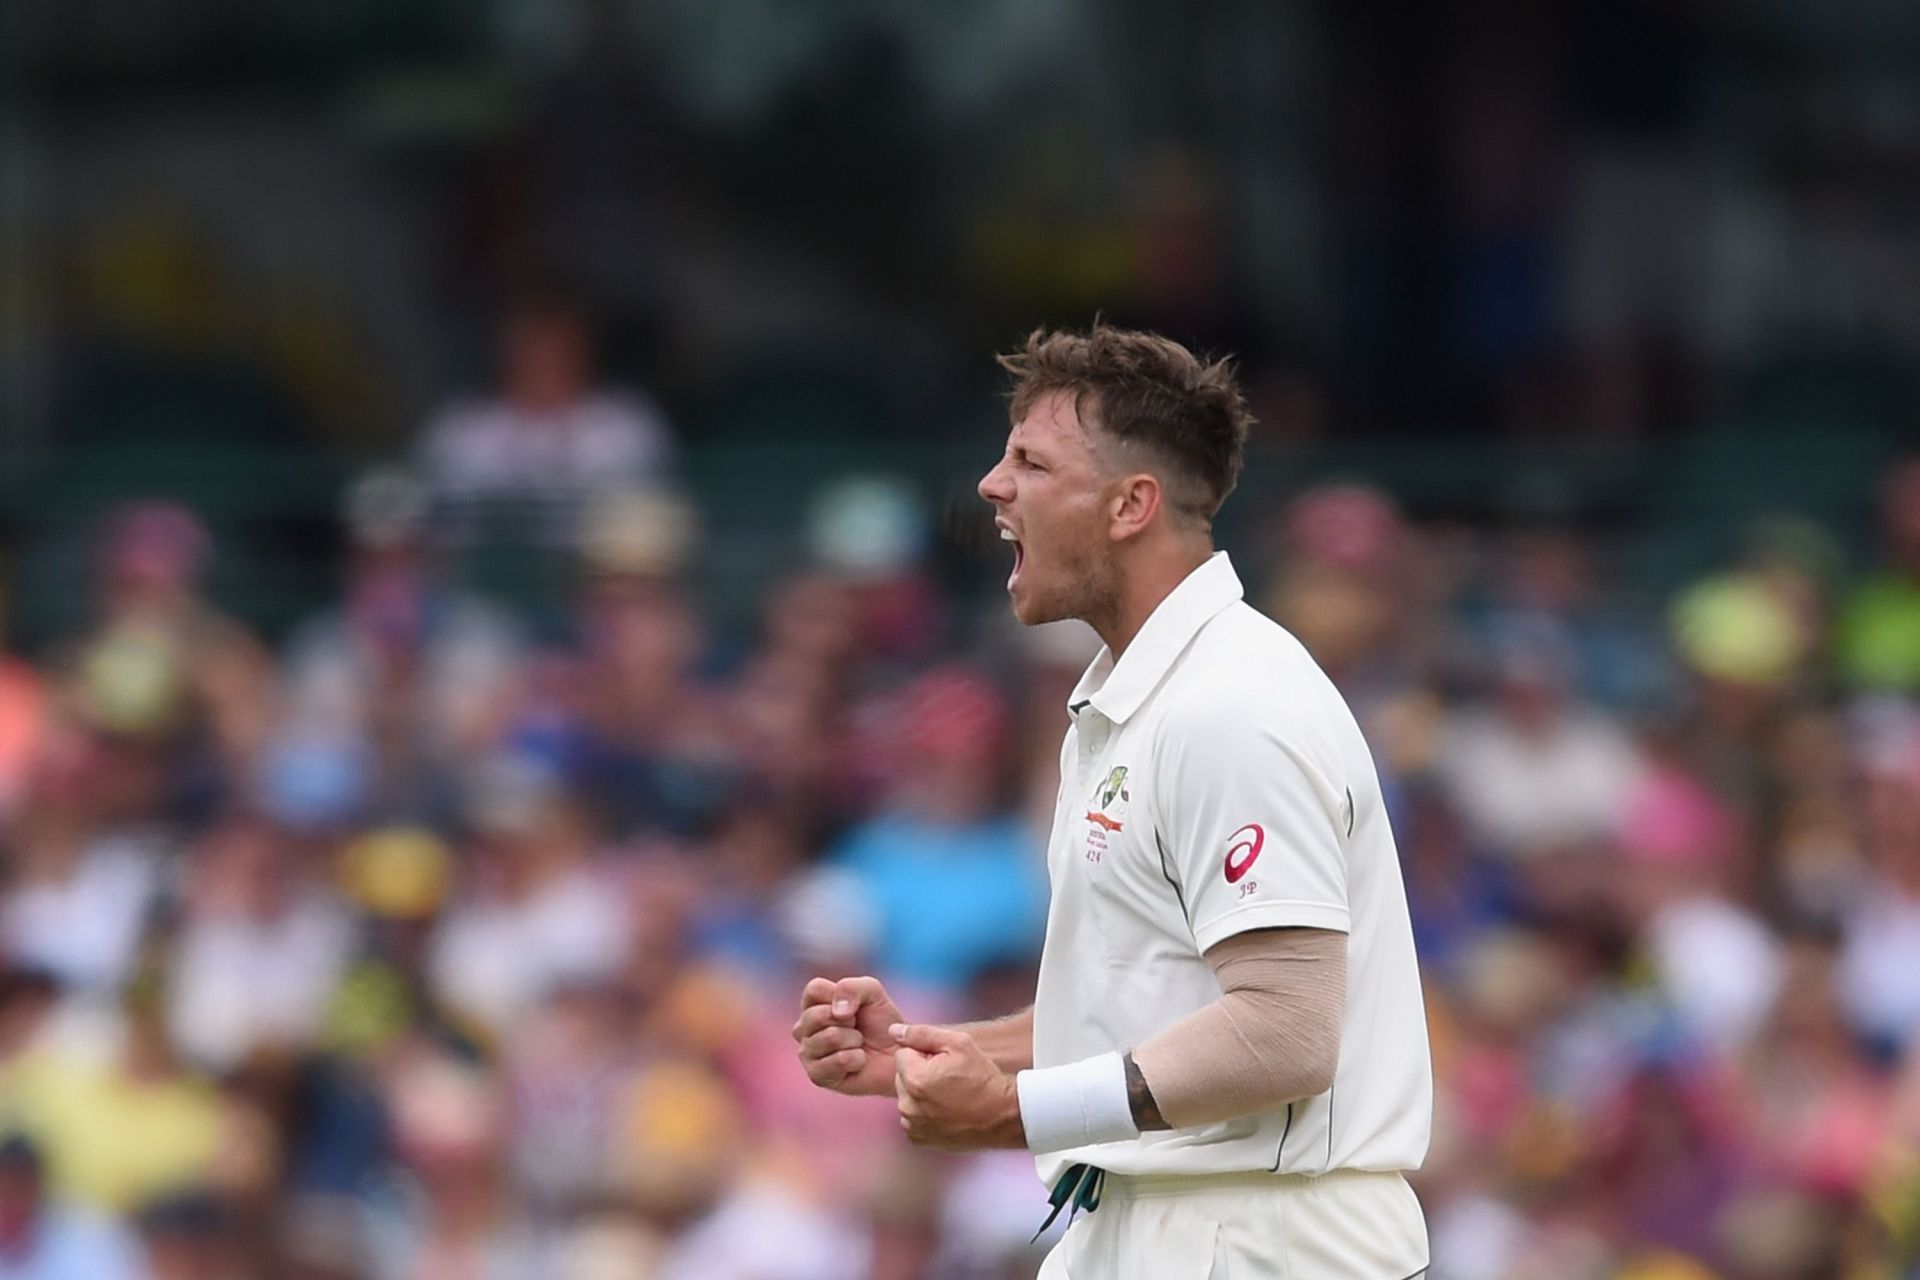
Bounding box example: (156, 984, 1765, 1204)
(1224, 824, 1264, 883)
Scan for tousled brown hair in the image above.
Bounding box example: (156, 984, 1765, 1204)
(997, 321, 1254, 523)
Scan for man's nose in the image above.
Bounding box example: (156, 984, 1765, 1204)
(978, 462, 1009, 504)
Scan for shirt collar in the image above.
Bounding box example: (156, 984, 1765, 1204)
(1067, 551, 1244, 726)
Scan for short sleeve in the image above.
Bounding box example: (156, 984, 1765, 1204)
(1152, 697, 1350, 953)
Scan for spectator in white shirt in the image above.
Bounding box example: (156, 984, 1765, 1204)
(1440, 613, 1646, 859)
(427, 759, 631, 1037)
(417, 297, 676, 549)
(166, 814, 355, 1073)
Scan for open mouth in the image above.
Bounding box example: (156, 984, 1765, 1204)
(999, 521, 1024, 590)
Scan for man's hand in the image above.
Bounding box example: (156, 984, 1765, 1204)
(792, 976, 906, 1097)
(892, 1023, 1027, 1152)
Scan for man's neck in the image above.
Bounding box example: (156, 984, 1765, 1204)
(1092, 544, 1213, 659)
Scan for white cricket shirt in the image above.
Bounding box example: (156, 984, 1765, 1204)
(1030, 552, 1432, 1184)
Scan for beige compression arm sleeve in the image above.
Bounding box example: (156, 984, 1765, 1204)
(1128, 927, 1346, 1130)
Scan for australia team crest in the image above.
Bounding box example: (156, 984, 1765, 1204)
(1086, 765, 1130, 831)
(1083, 765, 1130, 862)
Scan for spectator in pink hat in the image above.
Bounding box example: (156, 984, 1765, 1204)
(1619, 766, 1781, 1057)
(828, 667, 1046, 1004)
(58, 501, 276, 779)
(1735, 935, 1890, 1199)
(1264, 483, 1409, 693)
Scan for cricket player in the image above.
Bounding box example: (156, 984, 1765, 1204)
(794, 323, 1431, 1278)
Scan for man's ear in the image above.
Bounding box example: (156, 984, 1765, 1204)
(1107, 472, 1163, 542)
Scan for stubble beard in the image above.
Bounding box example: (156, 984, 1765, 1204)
(1017, 544, 1119, 635)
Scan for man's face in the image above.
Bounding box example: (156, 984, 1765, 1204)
(977, 390, 1118, 627)
(502, 312, 590, 410)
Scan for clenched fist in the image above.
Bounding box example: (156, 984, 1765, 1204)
(792, 975, 906, 1097)
(892, 1023, 1026, 1152)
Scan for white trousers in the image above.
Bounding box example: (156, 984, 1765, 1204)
(1036, 1169, 1428, 1280)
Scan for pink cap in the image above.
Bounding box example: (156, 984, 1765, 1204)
(1284, 484, 1404, 576)
(1620, 768, 1738, 866)
(900, 668, 1012, 762)
(102, 501, 211, 585)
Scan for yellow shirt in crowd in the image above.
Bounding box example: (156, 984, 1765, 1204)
(0, 1046, 223, 1214)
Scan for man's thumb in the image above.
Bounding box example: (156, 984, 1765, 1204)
(889, 1023, 964, 1054)
(832, 976, 884, 1020)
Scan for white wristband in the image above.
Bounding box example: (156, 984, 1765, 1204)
(1015, 1051, 1140, 1154)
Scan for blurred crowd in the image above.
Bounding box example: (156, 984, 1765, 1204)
(0, 312, 1917, 1280)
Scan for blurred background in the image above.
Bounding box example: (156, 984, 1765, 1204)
(1, 1, 1919, 1277)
